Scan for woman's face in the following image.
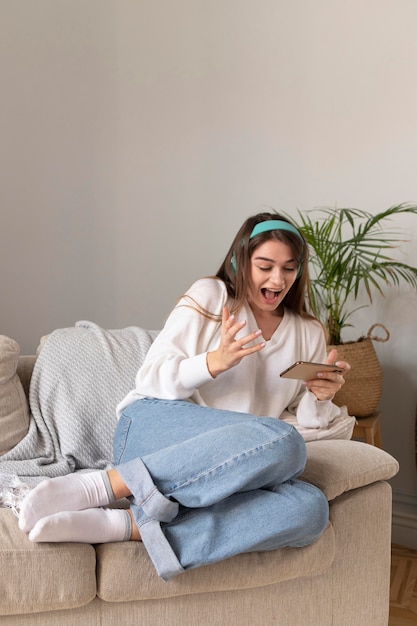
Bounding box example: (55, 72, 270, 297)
(246, 240, 299, 315)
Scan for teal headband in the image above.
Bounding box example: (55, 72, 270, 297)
(231, 219, 304, 276)
(249, 219, 303, 241)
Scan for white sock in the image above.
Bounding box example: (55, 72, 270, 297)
(28, 507, 132, 544)
(18, 471, 114, 533)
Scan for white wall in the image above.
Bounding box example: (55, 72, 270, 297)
(1, 0, 417, 544)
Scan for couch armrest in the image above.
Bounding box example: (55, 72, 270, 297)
(302, 439, 399, 501)
(16, 356, 36, 398)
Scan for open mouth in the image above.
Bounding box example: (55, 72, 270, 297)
(261, 288, 282, 302)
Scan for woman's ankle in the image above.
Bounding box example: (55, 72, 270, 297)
(107, 469, 132, 500)
(127, 509, 141, 541)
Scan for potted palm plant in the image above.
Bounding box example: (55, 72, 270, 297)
(288, 202, 417, 416)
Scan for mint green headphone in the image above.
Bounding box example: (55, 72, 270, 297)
(231, 219, 304, 278)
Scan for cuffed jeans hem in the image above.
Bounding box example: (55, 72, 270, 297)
(116, 456, 179, 523)
(139, 518, 184, 581)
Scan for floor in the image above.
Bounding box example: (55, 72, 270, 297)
(389, 544, 417, 625)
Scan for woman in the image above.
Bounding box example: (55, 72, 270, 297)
(18, 212, 350, 581)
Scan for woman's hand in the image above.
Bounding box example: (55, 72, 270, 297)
(303, 348, 351, 402)
(206, 306, 265, 378)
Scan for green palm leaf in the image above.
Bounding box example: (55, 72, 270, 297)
(285, 203, 417, 344)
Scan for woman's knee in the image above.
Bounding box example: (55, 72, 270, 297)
(255, 420, 307, 485)
(268, 420, 307, 477)
(292, 483, 329, 546)
(286, 425, 307, 475)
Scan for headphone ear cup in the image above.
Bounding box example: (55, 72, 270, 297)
(231, 254, 237, 273)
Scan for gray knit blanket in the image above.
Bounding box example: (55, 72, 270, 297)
(0, 321, 157, 508)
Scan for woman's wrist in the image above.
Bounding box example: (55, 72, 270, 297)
(206, 351, 220, 378)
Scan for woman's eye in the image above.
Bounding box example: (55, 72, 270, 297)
(284, 267, 297, 273)
(259, 266, 272, 272)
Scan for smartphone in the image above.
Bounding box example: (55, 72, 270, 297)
(280, 361, 343, 380)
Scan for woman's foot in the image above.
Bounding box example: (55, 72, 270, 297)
(28, 507, 136, 544)
(18, 471, 115, 533)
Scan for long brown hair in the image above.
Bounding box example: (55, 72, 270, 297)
(216, 212, 315, 320)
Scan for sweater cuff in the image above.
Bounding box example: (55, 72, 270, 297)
(296, 391, 337, 429)
(178, 352, 213, 392)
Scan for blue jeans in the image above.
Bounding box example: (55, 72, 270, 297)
(113, 398, 329, 581)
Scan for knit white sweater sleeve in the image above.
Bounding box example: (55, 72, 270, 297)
(131, 278, 225, 400)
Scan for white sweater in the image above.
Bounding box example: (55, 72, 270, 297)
(117, 278, 341, 430)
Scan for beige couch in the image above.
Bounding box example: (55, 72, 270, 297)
(0, 344, 399, 625)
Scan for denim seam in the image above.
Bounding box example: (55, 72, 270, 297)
(166, 427, 298, 493)
(113, 415, 131, 465)
(136, 486, 164, 509)
(137, 516, 157, 529)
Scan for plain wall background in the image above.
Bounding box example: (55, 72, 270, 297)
(1, 0, 417, 544)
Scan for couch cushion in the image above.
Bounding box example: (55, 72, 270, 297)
(0, 509, 96, 616)
(302, 439, 399, 501)
(0, 336, 30, 455)
(96, 522, 334, 602)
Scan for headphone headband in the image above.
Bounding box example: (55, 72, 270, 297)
(249, 219, 303, 241)
(231, 219, 304, 277)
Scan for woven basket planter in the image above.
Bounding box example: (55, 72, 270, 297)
(328, 323, 390, 418)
